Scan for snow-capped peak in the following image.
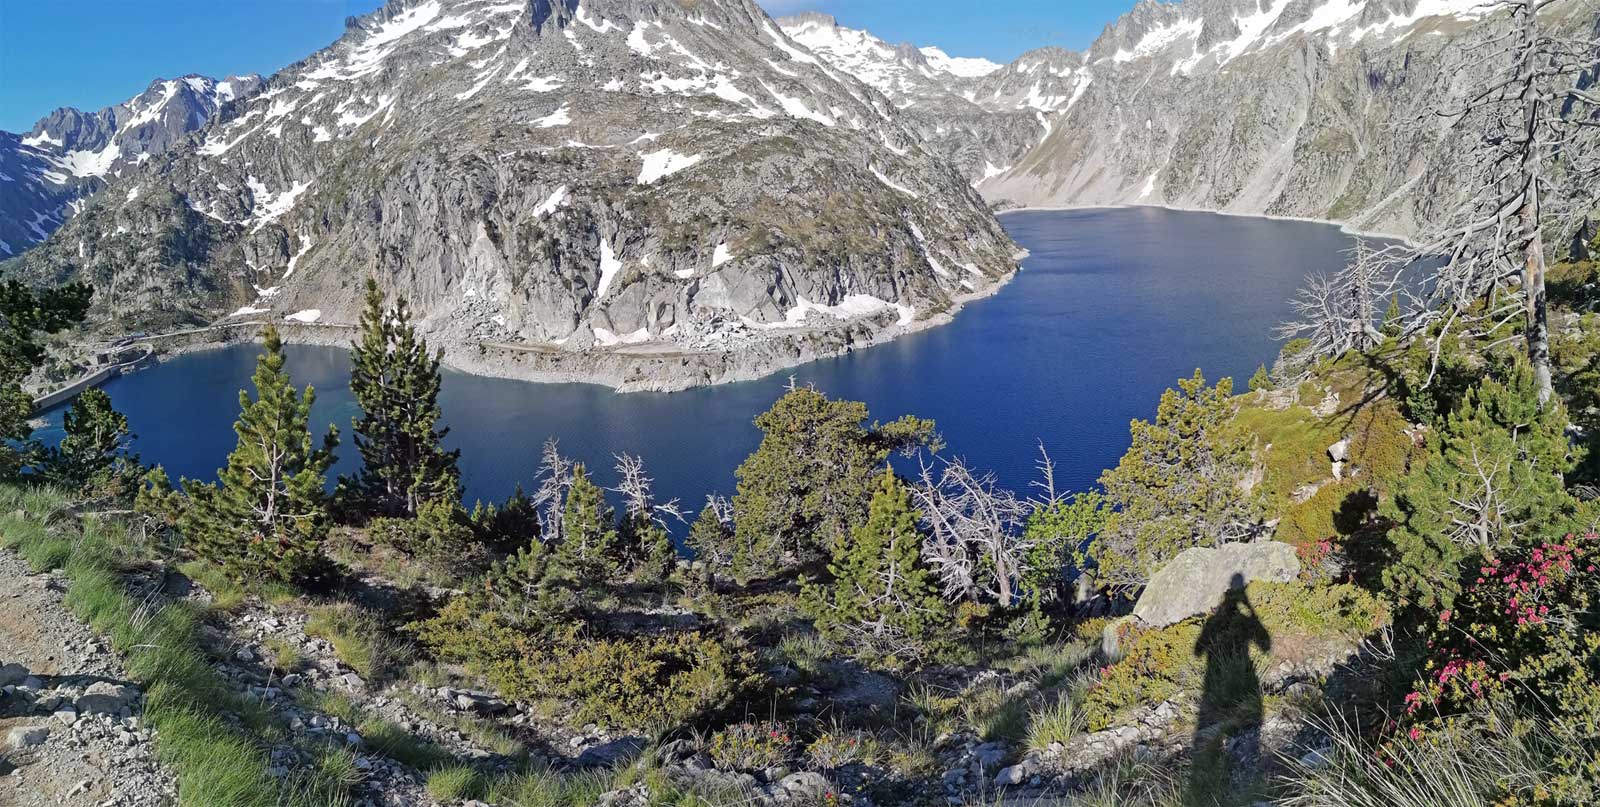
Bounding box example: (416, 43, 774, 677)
(918, 46, 1002, 78)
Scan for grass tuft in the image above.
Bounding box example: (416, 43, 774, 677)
(305, 602, 412, 683)
(425, 765, 483, 801)
(1026, 697, 1086, 752)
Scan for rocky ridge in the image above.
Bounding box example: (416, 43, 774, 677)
(790, 0, 1599, 238)
(0, 74, 262, 256)
(3, 0, 1020, 391)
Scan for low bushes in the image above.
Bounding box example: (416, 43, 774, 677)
(710, 721, 793, 771)
(1394, 533, 1600, 802)
(1083, 621, 1199, 731)
(412, 600, 762, 731)
(1083, 581, 1387, 731)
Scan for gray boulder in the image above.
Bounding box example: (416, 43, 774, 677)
(0, 662, 28, 687)
(77, 681, 139, 715)
(994, 762, 1030, 786)
(777, 771, 830, 799)
(6, 724, 50, 750)
(1100, 614, 1139, 658)
(1132, 542, 1299, 629)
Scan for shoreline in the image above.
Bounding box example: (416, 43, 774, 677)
(996, 202, 1416, 245)
(133, 266, 1021, 395)
(100, 204, 1389, 394)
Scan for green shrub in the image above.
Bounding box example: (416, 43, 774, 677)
(709, 722, 793, 771)
(805, 728, 881, 769)
(1246, 581, 1388, 640)
(367, 498, 484, 572)
(1395, 533, 1600, 801)
(414, 603, 761, 731)
(1083, 622, 1198, 731)
(516, 630, 760, 731)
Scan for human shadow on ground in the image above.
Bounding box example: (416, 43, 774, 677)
(1187, 573, 1271, 806)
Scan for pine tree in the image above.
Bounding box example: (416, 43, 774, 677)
(686, 501, 735, 593)
(345, 278, 460, 518)
(182, 327, 339, 581)
(803, 473, 947, 659)
(46, 388, 136, 491)
(731, 385, 939, 582)
(1019, 491, 1107, 607)
(624, 517, 676, 584)
(554, 464, 618, 585)
(1381, 295, 1404, 338)
(0, 277, 91, 476)
(1094, 371, 1261, 593)
(1381, 360, 1578, 609)
(1247, 364, 1271, 393)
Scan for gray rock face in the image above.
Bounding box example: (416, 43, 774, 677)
(984, 0, 1599, 237)
(0, 74, 261, 256)
(4, 0, 1018, 389)
(792, 0, 1599, 239)
(778, 14, 1056, 185)
(1132, 541, 1300, 628)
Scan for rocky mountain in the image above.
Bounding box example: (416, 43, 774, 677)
(790, 0, 1598, 238)
(985, 0, 1599, 235)
(777, 13, 1056, 185)
(0, 75, 262, 257)
(3, 0, 1019, 390)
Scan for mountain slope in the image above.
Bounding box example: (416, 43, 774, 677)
(789, 0, 1597, 238)
(777, 13, 1050, 185)
(980, 0, 1598, 235)
(0, 75, 262, 257)
(4, 0, 1019, 390)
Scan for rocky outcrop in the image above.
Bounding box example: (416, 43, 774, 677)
(0, 74, 261, 256)
(1132, 541, 1300, 628)
(3, 0, 1019, 391)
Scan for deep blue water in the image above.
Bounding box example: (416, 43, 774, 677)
(38, 207, 1367, 515)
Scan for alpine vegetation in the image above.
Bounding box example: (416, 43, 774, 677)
(0, 0, 1597, 806)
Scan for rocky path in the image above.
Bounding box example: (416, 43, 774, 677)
(0, 549, 175, 807)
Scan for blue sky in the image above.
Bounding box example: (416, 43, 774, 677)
(0, 0, 1132, 132)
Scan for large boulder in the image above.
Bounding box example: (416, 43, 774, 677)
(1132, 542, 1300, 628)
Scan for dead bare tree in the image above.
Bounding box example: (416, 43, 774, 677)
(1277, 240, 1408, 373)
(529, 439, 573, 544)
(1411, 0, 1600, 402)
(610, 453, 686, 529)
(911, 456, 1033, 605)
(1029, 441, 1064, 508)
